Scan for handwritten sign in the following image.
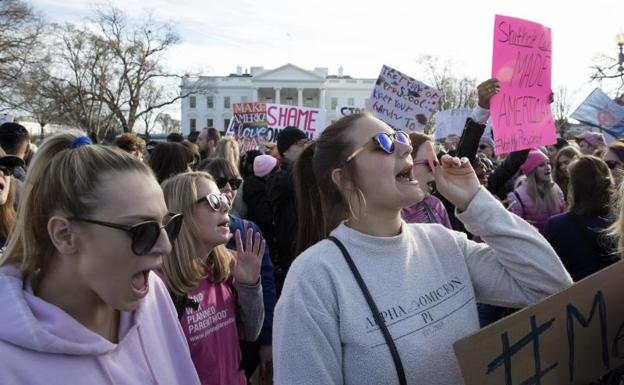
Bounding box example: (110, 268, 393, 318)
(433, 109, 493, 140)
(226, 103, 326, 152)
(366, 65, 441, 132)
(455, 260, 624, 385)
(571, 88, 624, 139)
(336, 106, 366, 118)
(491, 15, 556, 154)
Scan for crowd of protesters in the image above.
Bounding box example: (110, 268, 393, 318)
(0, 76, 623, 385)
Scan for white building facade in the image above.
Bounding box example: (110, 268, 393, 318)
(180, 63, 376, 135)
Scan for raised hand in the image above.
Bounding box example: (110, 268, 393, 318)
(231, 227, 265, 285)
(477, 78, 500, 109)
(433, 155, 481, 212)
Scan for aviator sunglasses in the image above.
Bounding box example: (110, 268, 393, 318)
(345, 130, 411, 163)
(68, 213, 184, 256)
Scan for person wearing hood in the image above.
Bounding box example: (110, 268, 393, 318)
(0, 131, 200, 385)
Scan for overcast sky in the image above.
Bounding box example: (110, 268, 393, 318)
(30, 0, 624, 118)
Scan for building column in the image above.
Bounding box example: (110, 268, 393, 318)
(253, 87, 259, 102)
(297, 88, 303, 107)
(275, 88, 281, 104)
(320, 88, 326, 109)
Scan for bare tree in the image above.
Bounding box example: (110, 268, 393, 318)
(415, 55, 479, 111)
(155, 112, 180, 134)
(551, 86, 574, 138)
(589, 53, 624, 104)
(0, 0, 45, 110)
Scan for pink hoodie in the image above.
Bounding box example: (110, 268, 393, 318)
(0, 266, 201, 385)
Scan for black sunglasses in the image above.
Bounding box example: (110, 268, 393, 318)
(68, 213, 183, 255)
(214, 177, 243, 190)
(0, 165, 15, 177)
(478, 144, 490, 150)
(606, 160, 620, 170)
(345, 130, 411, 163)
(196, 193, 232, 212)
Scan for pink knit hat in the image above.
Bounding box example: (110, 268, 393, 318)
(574, 132, 606, 149)
(253, 155, 278, 177)
(520, 150, 549, 175)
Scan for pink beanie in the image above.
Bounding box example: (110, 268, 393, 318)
(253, 155, 278, 177)
(520, 150, 549, 175)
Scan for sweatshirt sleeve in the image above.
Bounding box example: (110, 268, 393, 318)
(455, 187, 573, 307)
(235, 280, 264, 341)
(273, 256, 343, 385)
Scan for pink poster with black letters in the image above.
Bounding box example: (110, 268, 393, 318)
(491, 15, 556, 154)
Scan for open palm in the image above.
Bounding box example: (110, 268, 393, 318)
(231, 228, 265, 285)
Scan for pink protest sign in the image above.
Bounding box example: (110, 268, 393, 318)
(490, 15, 556, 154)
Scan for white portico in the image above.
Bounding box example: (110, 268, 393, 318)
(180, 63, 376, 135)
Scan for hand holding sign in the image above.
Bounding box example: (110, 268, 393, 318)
(478, 78, 501, 109)
(433, 155, 480, 212)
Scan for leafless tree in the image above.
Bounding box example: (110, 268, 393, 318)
(155, 112, 180, 134)
(416, 55, 479, 111)
(589, 53, 624, 104)
(0, 0, 45, 110)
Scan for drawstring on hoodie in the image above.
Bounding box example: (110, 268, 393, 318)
(137, 325, 161, 385)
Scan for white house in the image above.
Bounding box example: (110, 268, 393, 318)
(180, 63, 377, 135)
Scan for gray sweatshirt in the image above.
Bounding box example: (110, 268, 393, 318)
(273, 188, 573, 385)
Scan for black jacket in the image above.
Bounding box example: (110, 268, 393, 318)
(266, 158, 297, 274)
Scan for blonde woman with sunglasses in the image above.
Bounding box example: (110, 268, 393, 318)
(160, 171, 264, 385)
(274, 112, 573, 385)
(0, 132, 200, 385)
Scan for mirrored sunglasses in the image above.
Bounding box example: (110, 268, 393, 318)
(345, 130, 411, 163)
(196, 193, 232, 212)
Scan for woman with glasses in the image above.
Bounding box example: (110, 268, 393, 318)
(552, 146, 581, 201)
(199, 158, 277, 384)
(602, 141, 624, 186)
(274, 112, 572, 385)
(0, 148, 23, 249)
(0, 131, 200, 385)
(161, 171, 265, 385)
(506, 150, 566, 234)
(545, 155, 619, 282)
(401, 132, 451, 228)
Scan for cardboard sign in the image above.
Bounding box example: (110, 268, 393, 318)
(571, 88, 624, 138)
(490, 15, 556, 154)
(226, 103, 326, 152)
(366, 65, 441, 132)
(454, 260, 624, 385)
(336, 106, 366, 118)
(433, 109, 494, 140)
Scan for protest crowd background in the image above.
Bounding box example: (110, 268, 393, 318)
(3, 1, 624, 385)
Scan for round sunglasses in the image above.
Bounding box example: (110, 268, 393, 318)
(214, 177, 243, 191)
(196, 193, 232, 212)
(68, 213, 183, 255)
(0, 165, 16, 177)
(345, 130, 411, 163)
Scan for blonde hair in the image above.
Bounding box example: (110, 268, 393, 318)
(609, 179, 624, 257)
(161, 171, 232, 295)
(215, 137, 240, 171)
(0, 130, 153, 281)
(525, 171, 559, 214)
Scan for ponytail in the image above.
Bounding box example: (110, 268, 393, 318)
(294, 142, 325, 255)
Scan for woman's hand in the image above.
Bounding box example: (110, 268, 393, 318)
(231, 228, 265, 285)
(477, 78, 500, 109)
(433, 155, 481, 211)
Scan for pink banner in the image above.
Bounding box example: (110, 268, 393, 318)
(491, 15, 556, 154)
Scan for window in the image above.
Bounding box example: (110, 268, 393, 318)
(189, 96, 196, 109)
(206, 96, 214, 109)
(190, 118, 196, 131)
(305, 97, 314, 107)
(331, 97, 338, 110)
(207, 118, 213, 128)
(286, 97, 294, 106)
(224, 119, 231, 129)
(224, 96, 231, 109)
(348, 97, 354, 106)
(241, 96, 248, 103)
